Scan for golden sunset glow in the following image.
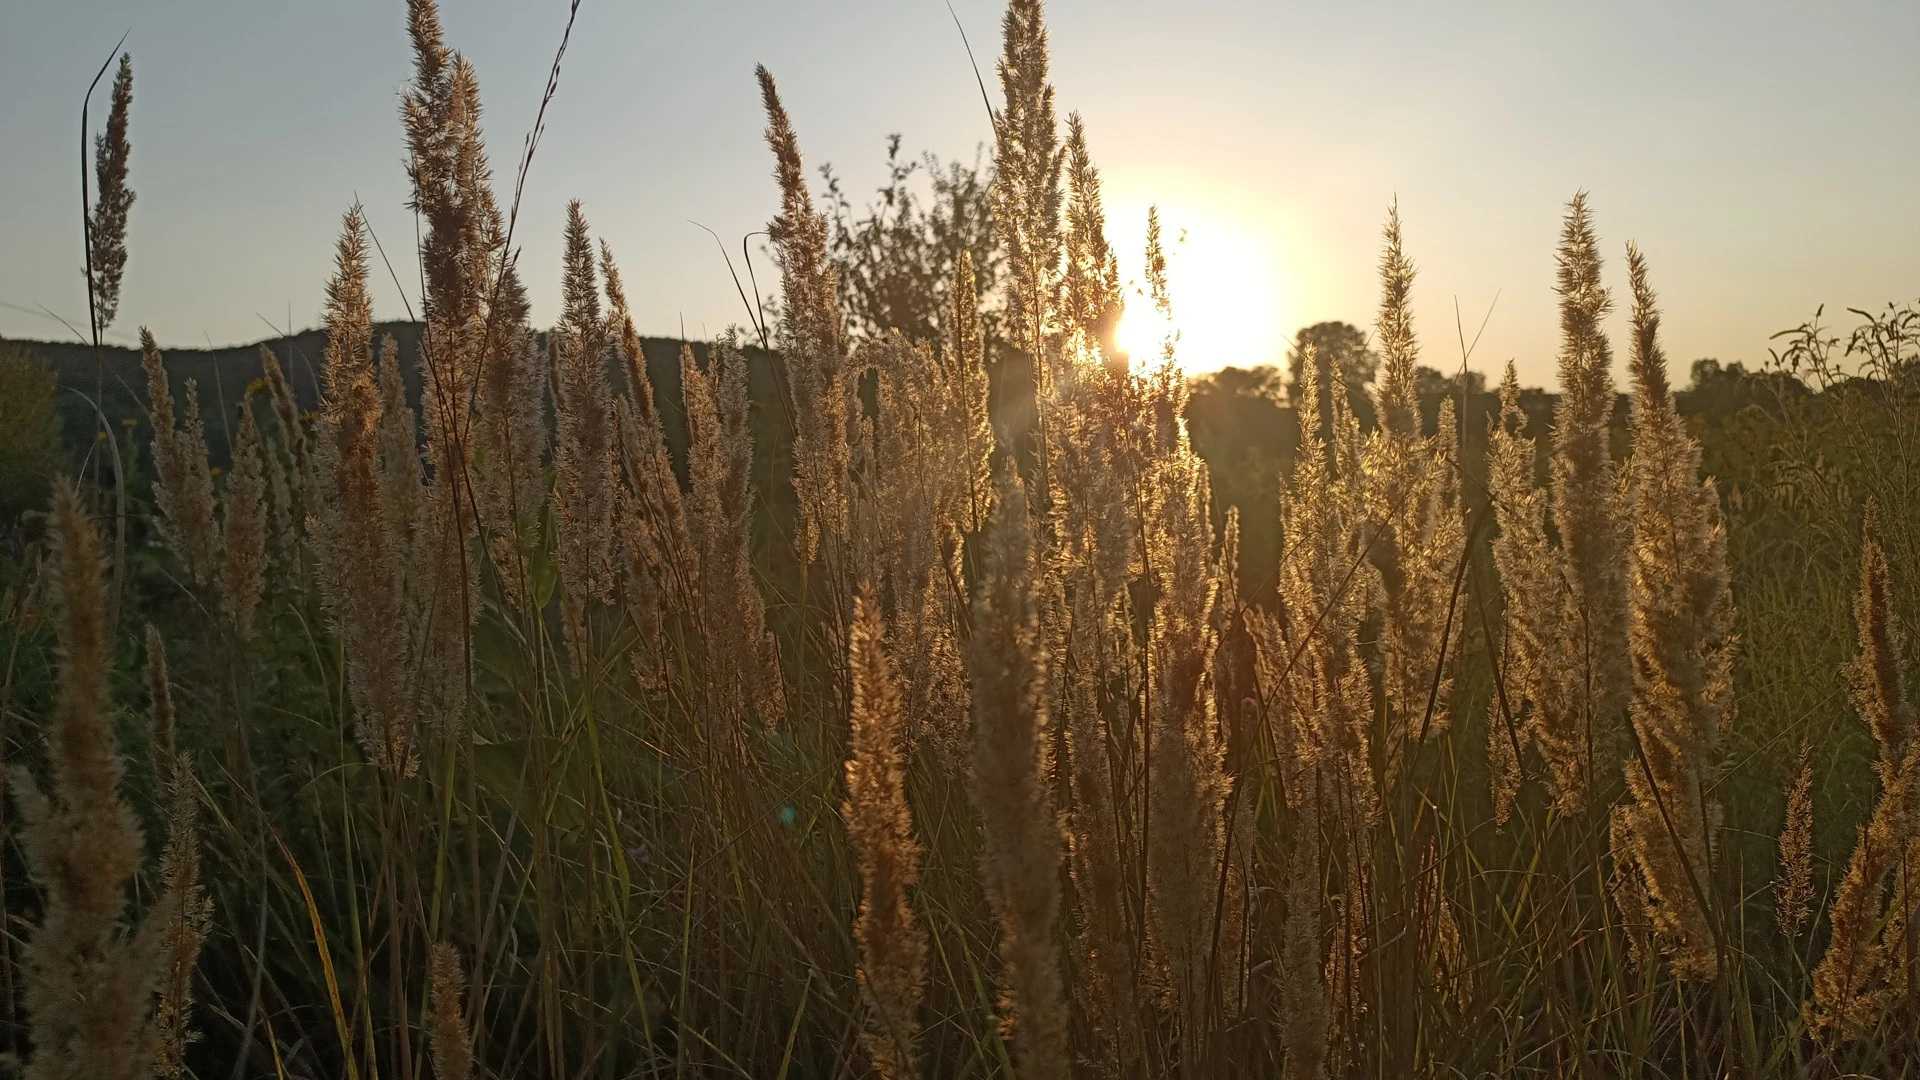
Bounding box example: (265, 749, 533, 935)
(1116, 215, 1287, 373)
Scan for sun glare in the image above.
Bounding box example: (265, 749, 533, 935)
(1115, 217, 1286, 375)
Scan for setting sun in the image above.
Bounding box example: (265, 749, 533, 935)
(1115, 215, 1287, 374)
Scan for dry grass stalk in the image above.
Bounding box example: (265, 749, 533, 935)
(1484, 361, 1563, 819)
(428, 942, 475, 1080)
(1809, 502, 1917, 1040)
(140, 331, 220, 588)
(1277, 350, 1378, 823)
(312, 208, 414, 775)
(858, 334, 975, 757)
(948, 251, 995, 536)
(403, 1, 506, 740)
(1775, 742, 1815, 937)
(1363, 207, 1463, 760)
(1548, 195, 1630, 783)
(845, 593, 927, 1078)
(373, 334, 423, 565)
(682, 343, 784, 733)
(12, 485, 170, 1080)
(221, 399, 268, 639)
(992, 0, 1063, 393)
(552, 202, 619, 666)
(1145, 448, 1230, 1034)
(257, 344, 310, 491)
(758, 64, 850, 565)
(1063, 565, 1140, 1073)
(145, 626, 210, 1079)
(88, 53, 135, 331)
(968, 467, 1069, 1079)
(1245, 610, 1332, 1080)
(1611, 244, 1736, 981)
(1608, 807, 1656, 974)
(1061, 113, 1122, 360)
(604, 251, 692, 690)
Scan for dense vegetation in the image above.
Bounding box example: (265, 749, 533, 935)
(1, 2, 1917, 1078)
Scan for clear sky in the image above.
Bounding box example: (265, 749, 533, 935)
(2, 0, 1915, 385)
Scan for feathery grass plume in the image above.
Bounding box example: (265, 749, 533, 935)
(552, 203, 618, 634)
(88, 53, 135, 331)
(1325, 855, 1370, 1062)
(949, 250, 995, 535)
(140, 331, 220, 587)
(1279, 783, 1330, 1080)
(1849, 500, 1913, 764)
(145, 626, 209, 1079)
(1145, 448, 1231, 1033)
(969, 466, 1069, 1079)
(1810, 501, 1916, 1040)
(605, 245, 692, 689)
(258, 344, 310, 489)
(221, 399, 268, 639)
(1277, 349, 1378, 823)
(1485, 361, 1573, 811)
(1612, 244, 1735, 981)
(992, 0, 1063, 395)
(473, 256, 544, 547)
(845, 593, 927, 1078)
(1776, 741, 1815, 937)
(404, 1, 504, 449)
(311, 207, 414, 775)
(683, 343, 784, 733)
(1362, 206, 1463, 759)
(427, 943, 474, 1080)
(1061, 113, 1121, 360)
(860, 334, 973, 757)
(1609, 806, 1656, 974)
(1062, 562, 1139, 1072)
(612, 399, 673, 692)
(1247, 607, 1333, 1080)
(1549, 194, 1630, 775)
(261, 417, 298, 566)
(758, 64, 850, 565)
(11, 484, 169, 1080)
(376, 334, 425, 568)
(404, 3, 500, 735)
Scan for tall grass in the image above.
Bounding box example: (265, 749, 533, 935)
(2, 1, 1918, 1077)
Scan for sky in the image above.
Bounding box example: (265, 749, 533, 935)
(2, 0, 1915, 387)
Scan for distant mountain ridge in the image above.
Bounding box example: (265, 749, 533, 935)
(12, 322, 740, 470)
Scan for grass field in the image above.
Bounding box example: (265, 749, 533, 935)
(1, 1, 1918, 1077)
